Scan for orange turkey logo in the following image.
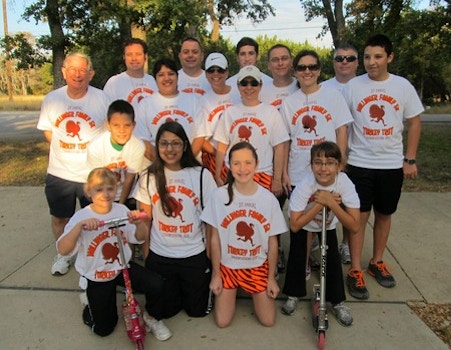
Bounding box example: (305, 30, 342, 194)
(302, 115, 318, 136)
(168, 196, 185, 222)
(236, 221, 255, 246)
(369, 104, 386, 126)
(238, 125, 252, 142)
(102, 242, 120, 264)
(66, 120, 82, 141)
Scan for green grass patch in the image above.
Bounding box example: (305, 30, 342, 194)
(0, 95, 45, 111)
(402, 123, 451, 192)
(0, 140, 49, 186)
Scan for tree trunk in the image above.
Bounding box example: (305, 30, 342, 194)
(45, 0, 66, 89)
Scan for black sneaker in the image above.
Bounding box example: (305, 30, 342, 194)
(367, 261, 396, 288)
(346, 269, 369, 300)
(82, 305, 94, 329)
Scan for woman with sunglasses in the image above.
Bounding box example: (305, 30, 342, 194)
(213, 65, 290, 199)
(279, 50, 353, 316)
(134, 121, 217, 322)
(192, 52, 240, 176)
(134, 58, 202, 164)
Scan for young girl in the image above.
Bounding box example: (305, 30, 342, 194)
(134, 121, 217, 319)
(282, 141, 360, 327)
(201, 142, 287, 327)
(57, 167, 172, 341)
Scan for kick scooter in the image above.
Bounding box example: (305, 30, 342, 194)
(100, 213, 148, 350)
(311, 206, 328, 350)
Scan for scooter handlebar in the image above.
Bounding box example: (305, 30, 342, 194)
(83, 212, 147, 229)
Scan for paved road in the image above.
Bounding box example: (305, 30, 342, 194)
(0, 111, 450, 142)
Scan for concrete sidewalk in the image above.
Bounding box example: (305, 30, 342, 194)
(0, 187, 449, 350)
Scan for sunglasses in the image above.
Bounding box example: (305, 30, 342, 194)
(295, 64, 320, 72)
(206, 67, 227, 74)
(238, 79, 260, 87)
(334, 55, 357, 63)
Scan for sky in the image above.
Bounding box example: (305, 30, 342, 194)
(0, 0, 333, 48)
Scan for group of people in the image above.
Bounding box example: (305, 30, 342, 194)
(37, 33, 422, 342)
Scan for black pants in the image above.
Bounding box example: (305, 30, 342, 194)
(145, 250, 211, 319)
(282, 228, 346, 305)
(85, 261, 164, 336)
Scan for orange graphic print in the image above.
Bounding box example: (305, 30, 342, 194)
(102, 242, 120, 264)
(238, 125, 252, 142)
(236, 221, 255, 246)
(302, 115, 319, 136)
(369, 104, 387, 126)
(66, 120, 82, 141)
(168, 196, 185, 222)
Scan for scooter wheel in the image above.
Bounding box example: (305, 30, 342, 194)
(318, 331, 326, 350)
(135, 339, 144, 350)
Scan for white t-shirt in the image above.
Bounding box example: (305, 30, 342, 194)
(344, 74, 424, 169)
(177, 69, 211, 96)
(321, 77, 348, 94)
(87, 131, 146, 200)
(260, 78, 299, 110)
(37, 85, 109, 183)
(103, 72, 157, 108)
(133, 166, 217, 258)
(280, 85, 353, 185)
(201, 185, 287, 269)
(289, 172, 360, 232)
(214, 102, 290, 175)
(192, 90, 237, 148)
(59, 202, 143, 282)
(134, 91, 202, 144)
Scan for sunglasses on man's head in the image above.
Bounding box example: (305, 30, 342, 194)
(206, 67, 227, 74)
(295, 64, 320, 72)
(238, 79, 260, 87)
(334, 55, 357, 63)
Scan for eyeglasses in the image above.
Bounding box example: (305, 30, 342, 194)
(64, 67, 89, 75)
(334, 55, 357, 63)
(238, 79, 260, 87)
(269, 55, 291, 63)
(206, 67, 227, 74)
(158, 140, 185, 150)
(312, 159, 339, 168)
(295, 64, 320, 72)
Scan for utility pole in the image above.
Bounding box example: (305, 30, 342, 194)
(2, 0, 13, 101)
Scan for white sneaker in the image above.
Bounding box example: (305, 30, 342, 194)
(143, 315, 172, 341)
(281, 296, 298, 316)
(332, 301, 353, 326)
(305, 264, 311, 281)
(338, 243, 351, 264)
(51, 254, 71, 275)
(79, 292, 89, 306)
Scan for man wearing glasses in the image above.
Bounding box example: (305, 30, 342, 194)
(322, 44, 359, 93)
(37, 52, 109, 276)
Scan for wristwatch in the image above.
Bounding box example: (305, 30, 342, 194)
(404, 158, 416, 165)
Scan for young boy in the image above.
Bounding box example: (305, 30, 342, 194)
(343, 34, 423, 299)
(87, 99, 146, 209)
(282, 141, 360, 327)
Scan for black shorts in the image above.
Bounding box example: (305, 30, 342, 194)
(44, 174, 90, 218)
(345, 165, 403, 215)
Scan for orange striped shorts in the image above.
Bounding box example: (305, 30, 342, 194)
(220, 260, 269, 294)
(220, 166, 273, 191)
(202, 152, 217, 177)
